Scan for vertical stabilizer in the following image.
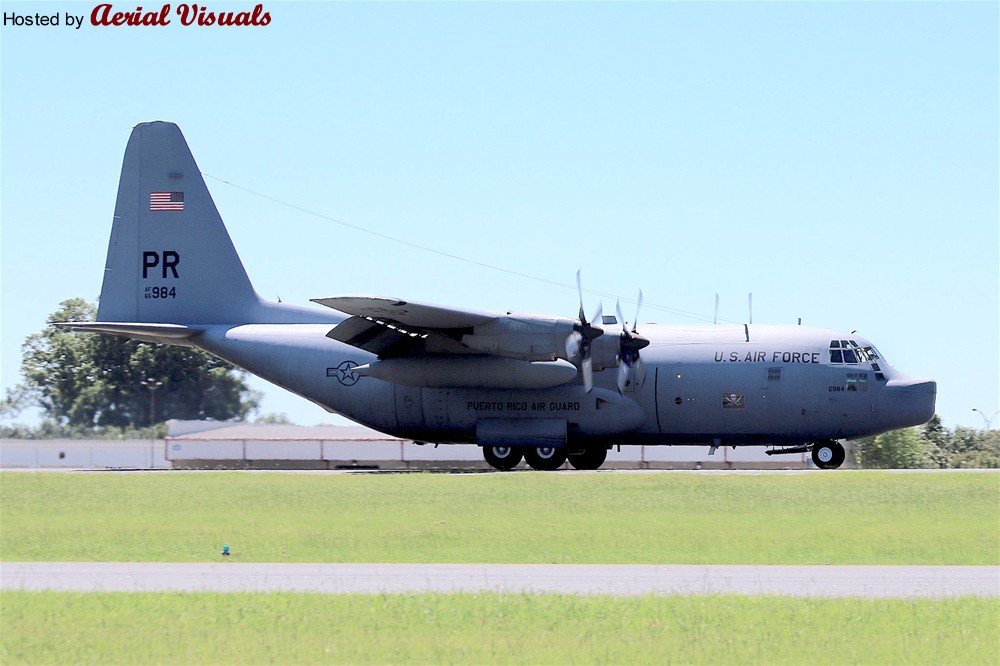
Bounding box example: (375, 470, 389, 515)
(98, 122, 259, 324)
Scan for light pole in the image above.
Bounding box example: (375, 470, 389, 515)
(971, 408, 999, 430)
(140, 378, 164, 426)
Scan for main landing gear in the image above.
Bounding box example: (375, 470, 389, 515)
(482, 445, 609, 471)
(523, 446, 567, 471)
(567, 446, 607, 470)
(811, 440, 846, 469)
(482, 445, 522, 471)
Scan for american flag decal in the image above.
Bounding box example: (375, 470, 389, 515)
(150, 191, 184, 211)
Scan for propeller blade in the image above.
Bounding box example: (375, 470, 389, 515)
(567, 271, 604, 392)
(617, 362, 628, 394)
(616, 301, 627, 335)
(565, 330, 582, 361)
(632, 290, 643, 334)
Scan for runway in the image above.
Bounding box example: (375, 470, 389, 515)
(3, 562, 997, 598)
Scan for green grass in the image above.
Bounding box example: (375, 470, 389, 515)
(2, 592, 997, 665)
(2, 471, 997, 564)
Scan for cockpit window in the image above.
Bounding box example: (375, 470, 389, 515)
(829, 340, 861, 364)
(830, 340, 888, 380)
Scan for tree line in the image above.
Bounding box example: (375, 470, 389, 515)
(853, 416, 999, 469)
(2, 298, 260, 439)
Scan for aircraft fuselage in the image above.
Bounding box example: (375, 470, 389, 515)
(196, 321, 935, 448)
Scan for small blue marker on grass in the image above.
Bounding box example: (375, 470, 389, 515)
(222, 545, 230, 557)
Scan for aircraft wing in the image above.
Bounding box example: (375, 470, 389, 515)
(312, 295, 500, 357)
(312, 296, 496, 328)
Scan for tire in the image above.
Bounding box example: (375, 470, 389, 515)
(568, 447, 608, 470)
(812, 441, 845, 469)
(523, 446, 568, 471)
(483, 445, 522, 471)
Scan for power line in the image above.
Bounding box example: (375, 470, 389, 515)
(203, 173, 734, 324)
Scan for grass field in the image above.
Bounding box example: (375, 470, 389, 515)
(3, 471, 998, 664)
(1, 471, 997, 564)
(3, 592, 998, 665)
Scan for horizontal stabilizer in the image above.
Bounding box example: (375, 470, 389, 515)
(55, 322, 203, 340)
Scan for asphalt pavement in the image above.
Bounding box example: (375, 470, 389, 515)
(3, 562, 997, 598)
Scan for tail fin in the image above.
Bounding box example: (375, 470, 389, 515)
(96, 122, 332, 326)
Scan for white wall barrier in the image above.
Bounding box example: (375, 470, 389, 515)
(0, 439, 169, 469)
(2, 422, 828, 470)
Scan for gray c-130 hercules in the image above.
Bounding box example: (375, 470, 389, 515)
(62, 122, 937, 470)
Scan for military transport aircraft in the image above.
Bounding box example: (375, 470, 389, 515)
(61, 122, 937, 470)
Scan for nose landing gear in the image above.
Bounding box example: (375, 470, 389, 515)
(811, 440, 846, 469)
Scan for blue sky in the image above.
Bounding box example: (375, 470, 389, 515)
(2, 1, 997, 429)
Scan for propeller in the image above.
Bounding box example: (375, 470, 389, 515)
(565, 270, 604, 392)
(615, 291, 650, 394)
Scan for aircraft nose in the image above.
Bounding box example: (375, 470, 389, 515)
(882, 377, 937, 427)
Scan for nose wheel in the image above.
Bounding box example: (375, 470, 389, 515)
(811, 441, 845, 469)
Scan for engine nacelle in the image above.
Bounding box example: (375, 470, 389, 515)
(459, 315, 576, 361)
(587, 334, 622, 372)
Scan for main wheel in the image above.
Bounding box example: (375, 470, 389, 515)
(483, 445, 522, 471)
(812, 441, 845, 469)
(568, 447, 608, 470)
(523, 446, 568, 471)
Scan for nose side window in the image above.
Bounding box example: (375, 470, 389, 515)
(846, 372, 868, 392)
